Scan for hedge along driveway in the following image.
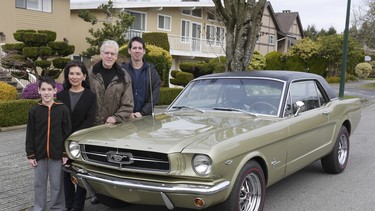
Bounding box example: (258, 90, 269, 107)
(0, 88, 183, 128)
(0, 99, 37, 127)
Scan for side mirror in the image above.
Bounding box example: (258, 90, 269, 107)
(294, 101, 305, 117)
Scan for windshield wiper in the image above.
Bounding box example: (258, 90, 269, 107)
(213, 107, 258, 117)
(171, 106, 205, 113)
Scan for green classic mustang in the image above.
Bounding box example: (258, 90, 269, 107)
(65, 71, 362, 211)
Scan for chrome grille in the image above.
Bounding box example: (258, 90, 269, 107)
(81, 145, 170, 172)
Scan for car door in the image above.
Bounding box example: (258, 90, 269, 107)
(284, 80, 336, 175)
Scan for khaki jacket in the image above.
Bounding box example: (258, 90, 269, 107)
(89, 61, 134, 125)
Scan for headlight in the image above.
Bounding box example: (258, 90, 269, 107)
(68, 141, 81, 159)
(192, 154, 212, 176)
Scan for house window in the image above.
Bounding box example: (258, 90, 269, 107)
(216, 27, 225, 46)
(182, 8, 202, 18)
(207, 11, 216, 21)
(192, 8, 202, 18)
(16, 0, 52, 12)
(181, 20, 191, 42)
(129, 11, 146, 32)
(206, 25, 215, 45)
(71, 55, 83, 61)
(268, 35, 274, 44)
(158, 15, 171, 31)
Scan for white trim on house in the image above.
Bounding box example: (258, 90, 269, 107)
(70, 0, 215, 10)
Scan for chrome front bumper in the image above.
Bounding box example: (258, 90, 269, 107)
(64, 165, 230, 210)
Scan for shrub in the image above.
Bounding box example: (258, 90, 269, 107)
(248, 51, 266, 70)
(209, 56, 226, 73)
(159, 88, 183, 105)
(0, 82, 18, 100)
(179, 62, 196, 74)
(142, 32, 170, 52)
(265, 51, 284, 70)
(325, 76, 340, 83)
(355, 62, 372, 79)
(22, 81, 63, 99)
(308, 56, 328, 76)
(285, 55, 306, 71)
(0, 99, 38, 127)
(170, 71, 194, 87)
(325, 74, 357, 83)
(179, 60, 212, 77)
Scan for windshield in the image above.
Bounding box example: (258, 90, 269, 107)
(168, 78, 285, 116)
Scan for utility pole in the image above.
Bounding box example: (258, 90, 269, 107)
(339, 0, 351, 98)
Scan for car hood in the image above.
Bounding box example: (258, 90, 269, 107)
(68, 112, 280, 154)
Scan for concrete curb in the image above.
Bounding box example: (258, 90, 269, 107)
(0, 124, 26, 132)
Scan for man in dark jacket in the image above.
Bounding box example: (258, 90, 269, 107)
(122, 36, 161, 118)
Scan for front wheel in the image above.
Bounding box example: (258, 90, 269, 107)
(212, 160, 265, 211)
(321, 126, 350, 174)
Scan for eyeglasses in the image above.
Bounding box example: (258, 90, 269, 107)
(101, 51, 118, 56)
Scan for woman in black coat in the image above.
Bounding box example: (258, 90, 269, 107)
(57, 60, 96, 211)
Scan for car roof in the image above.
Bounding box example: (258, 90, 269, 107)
(197, 70, 338, 100)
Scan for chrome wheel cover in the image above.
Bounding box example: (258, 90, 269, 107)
(240, 172, 262, 211)
(338, 133, 349, 165)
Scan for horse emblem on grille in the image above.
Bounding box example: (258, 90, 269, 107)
(106, 151, 134, 165)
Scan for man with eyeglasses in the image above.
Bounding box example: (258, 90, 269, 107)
(88, 40, 134, 125)
(88, 40, 134, 205)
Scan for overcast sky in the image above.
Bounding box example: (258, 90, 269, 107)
(270, 0, 363, 33)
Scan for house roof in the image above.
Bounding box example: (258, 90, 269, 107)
(275, 10, 304, 38)
(265, 1, 284, 36)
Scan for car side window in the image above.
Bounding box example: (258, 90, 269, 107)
(284, 80, 325, 116)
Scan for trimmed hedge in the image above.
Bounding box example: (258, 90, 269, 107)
(0, 99, 38, 127)
(159, 88, 183, 105)
(0, 89, 183, 127)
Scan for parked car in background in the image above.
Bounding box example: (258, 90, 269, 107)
(64, 71, 362, 211)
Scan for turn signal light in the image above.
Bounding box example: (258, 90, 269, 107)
(194, 197, 205, 207)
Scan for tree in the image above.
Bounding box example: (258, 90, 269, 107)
(78, 0, 134, 57)
(212, 0, 267, 72)
(304, 25, 319, 40)
(317, 26, 337, 37)
(317, 34, 364, 76)
(0, 29, 73, 80)
(350, 0, 375, 49)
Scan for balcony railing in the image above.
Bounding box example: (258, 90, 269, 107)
(126, 30, 225, 58)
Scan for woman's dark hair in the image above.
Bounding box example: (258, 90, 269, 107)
(128, 36, 146, 49)
(62, 60, 90, 90)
